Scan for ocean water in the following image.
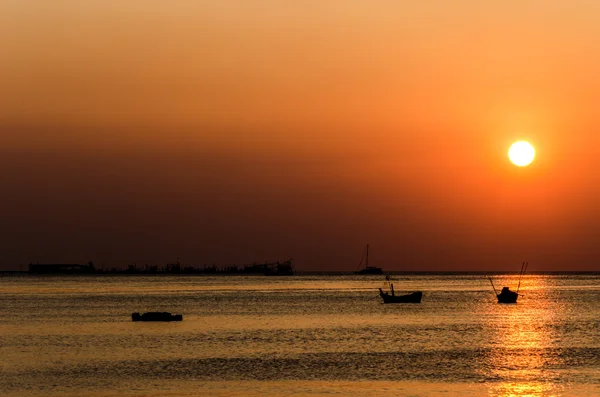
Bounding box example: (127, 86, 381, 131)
(1, 274, 599, 396)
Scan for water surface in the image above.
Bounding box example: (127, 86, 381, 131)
(1, 274, 599, 396)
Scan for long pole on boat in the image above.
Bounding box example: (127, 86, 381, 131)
(357, 244, 368, 272)
(365, 244, 369, 268)
(516, 261, 528, 295)
(487, 277, 498, 296)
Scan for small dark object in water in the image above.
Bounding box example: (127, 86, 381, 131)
(357, 266, 383, 275)
(131, 312, 183, 322)
(488, 262, 528, 304)
(496, 287, 518, 304)
(355, 244, 384, 275)
(379, 283, 422, 303)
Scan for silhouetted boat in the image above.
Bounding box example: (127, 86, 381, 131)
(379, 278, 422, 303)
(28, 262, 95, 274)
(496, 287, 518, 303)
(132, 312, 183, 322)
(355, 244, 383, 275)
(488, 262, 528, 304)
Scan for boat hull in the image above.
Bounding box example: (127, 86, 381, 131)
(132, 312, 183, 322)
(497, 294, 518, 304)
(356, 266, 383, 275)
(379, 289, 422, 303)
(496, 287, 519, 304)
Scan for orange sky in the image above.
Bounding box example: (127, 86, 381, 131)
(2, 1, 600, 270)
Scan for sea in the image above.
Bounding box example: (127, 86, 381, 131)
(1, 274, 599, 396)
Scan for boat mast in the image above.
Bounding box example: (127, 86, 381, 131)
(366, 244, 369, 268)
(516, 261, 528, 294)
(487, 277, 498, 296)
(357, 244, 368, 271)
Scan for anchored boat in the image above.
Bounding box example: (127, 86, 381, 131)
(355, 244, 383, 275)
(379, 287, 422, 303)
(131, 312, 183, 322)
(488, 262, 528, 304)
(379, 276, 422, 303)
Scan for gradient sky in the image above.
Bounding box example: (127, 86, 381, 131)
(2, 1, 600, 271)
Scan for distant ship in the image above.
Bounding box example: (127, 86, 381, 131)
(264, 259, 295, 276)
(28, 262, 95, 274)
(355, 244, 383, 275)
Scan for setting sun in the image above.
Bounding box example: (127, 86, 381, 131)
(508, 141, 536, 167)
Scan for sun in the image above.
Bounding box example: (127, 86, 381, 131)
(508, 141, 535, 167)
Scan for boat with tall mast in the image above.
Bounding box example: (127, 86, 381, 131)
(488, 262, 528, 304)
(355, 244, 383, 275)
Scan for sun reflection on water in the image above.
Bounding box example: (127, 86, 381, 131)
(483, 276, 564, 396)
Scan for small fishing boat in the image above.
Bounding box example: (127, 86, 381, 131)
(355, 244, 383, 275)
(379, 277, 422, 303)
(131, 312, 183, 322)
(488, 262, 528, 304)
(496, 287, 518, 304)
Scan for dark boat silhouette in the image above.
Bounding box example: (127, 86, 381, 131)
(132, 312, 183, 322)
(379, 278, 422, 303)
(355, 244, 383, 275)
(496, 287, 518, 303)
(488, 262, 528, 304)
